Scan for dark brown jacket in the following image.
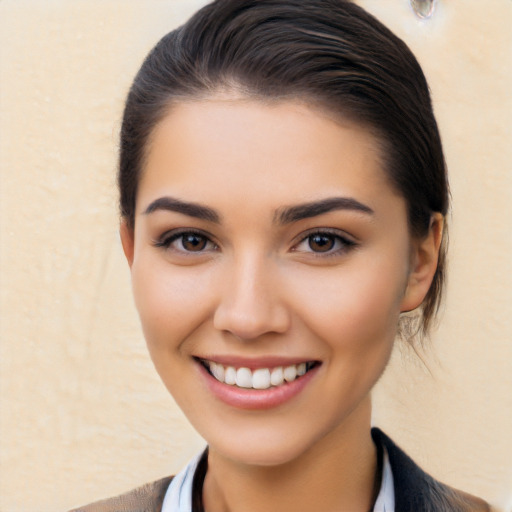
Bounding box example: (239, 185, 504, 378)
(70, 428, 490, 512)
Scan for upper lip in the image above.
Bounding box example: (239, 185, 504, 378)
(194, 355, 319, 370)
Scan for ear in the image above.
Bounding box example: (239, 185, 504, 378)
(400, 213, 444, 313)
(120, 220, 135, 268)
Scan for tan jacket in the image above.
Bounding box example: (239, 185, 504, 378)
(69, 428, 490, 512)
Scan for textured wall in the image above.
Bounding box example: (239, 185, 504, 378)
(0, 1, 510, 511)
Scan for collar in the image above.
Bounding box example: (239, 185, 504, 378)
(162, 442, 395, 512)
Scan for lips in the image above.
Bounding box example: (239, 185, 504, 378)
(195, 356, 321, 410)
(199, 359, 318, 390)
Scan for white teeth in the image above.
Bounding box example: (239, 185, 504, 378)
(225, 366, 237, 385)
(205, 360, 314, 389)
(211, 362, 225, 382)
(252, 368, 271, 389)
(236, 367, 253, 388)
(270, 367, 284, 386)
(283, 365, 297, 382)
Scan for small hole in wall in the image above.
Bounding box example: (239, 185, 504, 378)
(410, 0, 436, 19)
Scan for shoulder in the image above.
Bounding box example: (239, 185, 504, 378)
(372, 428, 490, 512)
(68, 475, 173, 512)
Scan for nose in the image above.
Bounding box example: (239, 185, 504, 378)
(213, 253, 291, 341)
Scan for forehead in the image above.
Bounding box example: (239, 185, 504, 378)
(138, 97, 400, 216)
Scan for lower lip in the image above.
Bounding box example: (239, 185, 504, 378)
(197, 361, 320, 410)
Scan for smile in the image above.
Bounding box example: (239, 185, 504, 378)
(200, 359, 318, 390)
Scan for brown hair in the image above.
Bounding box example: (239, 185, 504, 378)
(119, 0, 449, 339)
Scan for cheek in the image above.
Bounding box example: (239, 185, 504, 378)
(290, 256, 407, 350)
(131, 256, 215, 352)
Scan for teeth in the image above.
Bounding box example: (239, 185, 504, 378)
(252, 368, 271, 389)
(211, 362, 225, 382)
(204, 360, 315, 389)
(270, 367, 283, 386)
(236, 367, 253, 388)
(283, 365, 297, 382)
(225, 366, 237, 385)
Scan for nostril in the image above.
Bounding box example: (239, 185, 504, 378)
(213, 299, 291, 341)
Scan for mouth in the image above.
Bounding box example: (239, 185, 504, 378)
(197, 358, 320, 390)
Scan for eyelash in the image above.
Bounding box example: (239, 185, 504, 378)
(154, 228, 356, 257)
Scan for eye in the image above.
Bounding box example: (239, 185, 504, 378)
(179, 233, 209, 252)
(154, 230, 217, 253)
(292, 230, 356, 255)
(308, 233, 337, 253)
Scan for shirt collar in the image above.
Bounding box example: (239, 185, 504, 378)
(162, 446, 395, 512)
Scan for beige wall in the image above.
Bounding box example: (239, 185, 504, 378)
(0, 1, 510, 510)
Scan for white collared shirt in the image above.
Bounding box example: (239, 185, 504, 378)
(162, 448, 395, 512)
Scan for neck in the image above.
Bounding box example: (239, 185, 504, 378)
(203, 398, 377, 512)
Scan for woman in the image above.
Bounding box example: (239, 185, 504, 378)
(72, 0, 490, 510)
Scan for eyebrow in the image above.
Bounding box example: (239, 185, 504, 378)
(142, 195, 373, 225)
(143, 196, 221, 223)
(275, 197, 374, 224)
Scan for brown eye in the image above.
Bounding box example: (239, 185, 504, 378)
(181, 233, 208, 251)
(291, 230, 356, 257)
(308, 234, 336, 252)
(154, 230, 217, 254)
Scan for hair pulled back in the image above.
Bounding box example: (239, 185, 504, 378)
(119, 0, 449, 339)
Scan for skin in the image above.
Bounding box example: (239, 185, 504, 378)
(121, 97, 443, 512)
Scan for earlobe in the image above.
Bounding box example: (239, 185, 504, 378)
(400, 213, 444, 313)
(120, 220, 135, 268)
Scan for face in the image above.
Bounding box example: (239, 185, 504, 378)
(122, 97, 434, 467)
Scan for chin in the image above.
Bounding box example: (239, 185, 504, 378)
(203, 418, 334, 468)
(215, 438, 310, 467)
